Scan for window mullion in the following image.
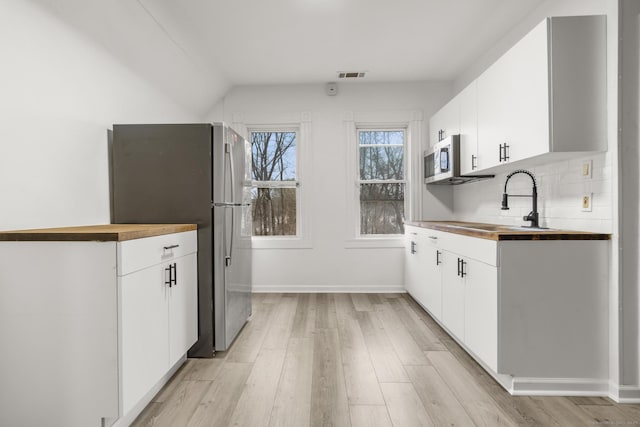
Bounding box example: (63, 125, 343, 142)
(253, 181, 299, 188)
(359, 180, 406, 184)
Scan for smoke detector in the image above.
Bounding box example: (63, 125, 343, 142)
(326, 82, 338, 96)
(337, 71, 367, 79)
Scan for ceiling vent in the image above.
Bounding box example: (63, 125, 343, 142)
(337, 71, 367, 79)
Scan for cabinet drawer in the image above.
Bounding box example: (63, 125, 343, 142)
(437, 233, 497, 267)
(406, 226, 446, 245)
(117, 231, 197, 276)
(405, 226, 496, 266)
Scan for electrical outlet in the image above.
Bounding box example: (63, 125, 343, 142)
(582, 193, 593, 212)
(582, 160, 593, 179)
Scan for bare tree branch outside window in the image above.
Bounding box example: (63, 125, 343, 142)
(359, 130, 405, 235)
(250, 131, 297, 236)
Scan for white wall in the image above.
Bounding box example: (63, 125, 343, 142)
(0, 0, 198, 231)
(453, 153, 613, 233)
(620, 0, 640, 393)
(208, 82, 452, 292)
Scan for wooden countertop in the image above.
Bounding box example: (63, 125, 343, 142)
(0, 224, 197, 242)
(405, 220, 610, 241)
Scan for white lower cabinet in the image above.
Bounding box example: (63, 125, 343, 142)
(441, 251, 465, 340)
(117, 232, 198, 425)
(422, 241, 443, 320)
(404, 230, 424, 301)
(119, 250, 198, 416)
(168, 253, 198, 367)
(120, 263, 169, 415)
(405, 230, 442, 319)
(461, 257, 497, 371)
(0, 228, 198, 427)
(440, 250, 497, 371)
(404, 225, 608, 395)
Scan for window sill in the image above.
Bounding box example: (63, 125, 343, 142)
(344, 237, 405, 249)
(251, 237, 313, 249)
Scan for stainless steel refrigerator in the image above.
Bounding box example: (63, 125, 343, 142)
(111, 123, 252, 356)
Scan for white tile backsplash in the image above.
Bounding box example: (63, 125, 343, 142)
(452, 153, 613, 233)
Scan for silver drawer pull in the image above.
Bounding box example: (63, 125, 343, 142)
(163, 244, 180, 250)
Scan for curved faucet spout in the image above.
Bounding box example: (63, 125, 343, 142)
(501, 169, 539, 228)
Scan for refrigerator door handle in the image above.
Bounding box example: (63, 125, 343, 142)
(223, 205, 232, 267)
(225, 140, 236, 205)
(226, 140, 236, 265)
(228, 206, 235, 267)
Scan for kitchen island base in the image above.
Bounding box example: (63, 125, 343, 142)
(0, 225, 198, 427)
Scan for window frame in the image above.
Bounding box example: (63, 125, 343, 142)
(249, 127, 300, 239)
(344, 110, 422, 249)
(356, 127, 408, 237)
(233, 112, 313, 249)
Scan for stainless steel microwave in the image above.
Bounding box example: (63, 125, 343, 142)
(424, 135, 494, 185)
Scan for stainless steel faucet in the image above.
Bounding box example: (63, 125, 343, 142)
(501, 169, 539, 228)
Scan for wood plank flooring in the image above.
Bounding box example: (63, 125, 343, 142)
(132, 293, 640, 426)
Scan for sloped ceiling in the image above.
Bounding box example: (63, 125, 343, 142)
(30, 0, 545, 115)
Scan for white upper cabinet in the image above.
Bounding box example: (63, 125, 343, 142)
(429, 95, 460, 147)
(477, 15, 606, 171)
(477, 19, 549, 170)
(458, 81, 479, 175)
(432, 15, 606, 173)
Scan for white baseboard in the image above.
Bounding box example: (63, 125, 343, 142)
(251, 284, 406, 293)
(608, 383, 640, 403)
(504, 377, 610, 396)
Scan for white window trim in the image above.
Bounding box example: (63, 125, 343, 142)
(344, 110, 423, 249)
(233, 113, 313, 249)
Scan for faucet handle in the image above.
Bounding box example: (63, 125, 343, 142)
(501, 193, 509, 210)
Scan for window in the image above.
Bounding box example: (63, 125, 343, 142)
(357, 129, 406, 235)
(250, 130, 298, 236)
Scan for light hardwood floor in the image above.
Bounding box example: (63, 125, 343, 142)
(132, 293, 640, 426)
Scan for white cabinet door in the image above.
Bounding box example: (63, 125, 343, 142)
(477, 19, 549, 170)
(458, 81, 479, 175)
(119, 264, 169, 414)
(464, 259, 498, 372)
(429, 97, 460, 146)
(168, 253, 199, 367)
(405, 228, 443, 320)
(476, 59, 508, 170)
(501, 19, 549, 163)
(422, 245, 443, 320)
(404, 230, 421, 298)
(405, 228, 431, 307)
(441, 251, 465, 340)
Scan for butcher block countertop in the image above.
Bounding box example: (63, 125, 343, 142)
(0, 224, 197, 242)
(405, 221, 610, 241)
